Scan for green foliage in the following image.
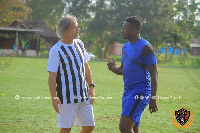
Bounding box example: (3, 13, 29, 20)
(109, 55, 122, 62)
(0, 0, 32, 26)
(26, 0, 65, 29)
(185, 53, 200, 66)
(40, 45, 49, 58)
(62, 0, 199, 59)
(4, 0, 196, 60)
(157, 52, 200, 67)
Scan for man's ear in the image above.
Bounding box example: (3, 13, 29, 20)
(134, 29, 140, 34)
(64, 30, 68, 35)
(131, 26, 138, 34)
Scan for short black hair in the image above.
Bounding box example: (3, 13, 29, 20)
(125, 16, 142, 30)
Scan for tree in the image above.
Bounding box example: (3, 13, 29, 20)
(51, 0, 199, 60)
(0, 0, 32, 26)
(168, 0, 200, 61)
(63, 0, 112, 59)
(25, 0, 65, 30)
(86, 0, 115, 59)
(108, 0, 176, 53)
(69, 0, 178, 59)
(63, 0, 93, 47)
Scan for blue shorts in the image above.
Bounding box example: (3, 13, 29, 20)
(121, 94, 150, 126)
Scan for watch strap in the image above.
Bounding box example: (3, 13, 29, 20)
(89, 83, 95, 87)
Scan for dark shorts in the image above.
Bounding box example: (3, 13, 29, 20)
(121, 94, 150, 126)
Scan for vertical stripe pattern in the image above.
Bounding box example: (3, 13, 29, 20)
(56, 65, 63, 103)
(55, 40, 88, 104)
(58, 51, 70, 104)
(74, 42, 88, 100)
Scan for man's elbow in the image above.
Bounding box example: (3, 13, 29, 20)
(151, 72, 158, 80)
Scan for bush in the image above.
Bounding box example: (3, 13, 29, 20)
(157, 52, 200, 67)
(109, 55, 122, 62)
(40, 45, 49, 58)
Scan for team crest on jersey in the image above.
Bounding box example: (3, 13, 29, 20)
(171, 108, 194, 129)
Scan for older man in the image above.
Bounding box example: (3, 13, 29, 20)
(47, 16, 95, 133)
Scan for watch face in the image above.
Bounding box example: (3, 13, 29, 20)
(89, 84, 95, 87)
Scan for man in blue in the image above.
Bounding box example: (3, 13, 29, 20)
(107, 16, 158, 133)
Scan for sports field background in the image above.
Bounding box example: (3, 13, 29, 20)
(0, 57, 199, 133)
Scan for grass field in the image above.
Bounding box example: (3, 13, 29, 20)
(0, 57, 200, 133)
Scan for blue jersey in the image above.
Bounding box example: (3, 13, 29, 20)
(122, 38, 157, 95)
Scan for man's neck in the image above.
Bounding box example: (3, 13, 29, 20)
(129, 35, 141, 44)
(61, 38, 73, 45)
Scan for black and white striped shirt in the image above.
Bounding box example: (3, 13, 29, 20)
(47, 39, 90, 104)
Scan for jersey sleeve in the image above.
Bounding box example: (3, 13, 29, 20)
(77, 39, 90, 63)
(142, 44, 157, 66)
(47, 48, 60, 73)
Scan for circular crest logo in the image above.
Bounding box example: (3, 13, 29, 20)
(171, 108, 194, 129)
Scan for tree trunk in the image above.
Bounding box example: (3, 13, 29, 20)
(171, 45, 176, 61)
(98, 33, 104, 59)
(96, 37, 100, 59)
(103, 44, 108, 59)
(98, 43, 103, 59)
(165, 45, 168, 62)
(50, 15, 56, 30)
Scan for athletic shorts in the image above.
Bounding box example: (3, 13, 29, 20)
(121, 94, 150, 126)
(57, 99, 95, 128)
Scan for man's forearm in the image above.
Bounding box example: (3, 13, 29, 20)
(86, 69, 93, 85)
(148, 64, 158, 98)
(112, 67, 123, 75)
(85, 63, 93, 84)
(48, 73, 57, 98)
(151, 75, 158, 97)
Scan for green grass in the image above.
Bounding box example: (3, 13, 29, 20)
(0, 57, 200, 133)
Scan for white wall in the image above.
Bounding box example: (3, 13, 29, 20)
(0, 49, 37, 56)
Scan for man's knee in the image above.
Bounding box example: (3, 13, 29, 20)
(81, 126, 95, 133)
(119, 125, 133, 133)
(133, 125, 139, 133)
(119, 116, 135, 133)
(86, 126, 95, 131)
(60, 128, 71, 133)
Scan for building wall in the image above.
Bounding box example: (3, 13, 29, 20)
(188, 47, 200, 56)
(107, 42, 123, 55)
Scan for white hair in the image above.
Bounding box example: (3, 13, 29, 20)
(56, 16, 77, 39)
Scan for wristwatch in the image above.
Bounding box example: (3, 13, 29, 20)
(89, 83, 95, 87)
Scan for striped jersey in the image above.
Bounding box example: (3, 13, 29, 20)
(47, 39, 90, 104)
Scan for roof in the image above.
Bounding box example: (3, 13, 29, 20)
(190, 43, 200, 47)
(9, 20, 58, 38)
(0, 27, 43, 32)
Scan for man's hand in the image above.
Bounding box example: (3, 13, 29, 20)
(148, 98, 158, 114)
(107, 61, 116, 71)
(88, 87, 95, 105)
(52, 97, 61, 114)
